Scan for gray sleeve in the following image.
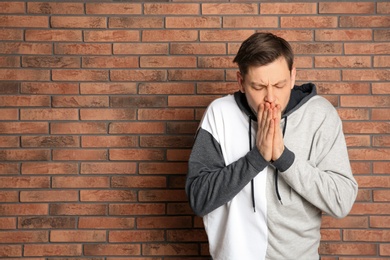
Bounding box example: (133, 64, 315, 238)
(186, 128, 269, 216)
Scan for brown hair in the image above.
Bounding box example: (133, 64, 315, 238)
(233, 32, 294, 77)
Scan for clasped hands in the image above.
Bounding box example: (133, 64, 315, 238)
(256, 102, 284, 162)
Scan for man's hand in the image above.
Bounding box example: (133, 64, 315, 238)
(256, 102, 284, 162)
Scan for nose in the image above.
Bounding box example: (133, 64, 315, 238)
(264, 86, 275, 103)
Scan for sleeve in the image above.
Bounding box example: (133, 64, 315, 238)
(277, 108, 358, 218)
(185, 127, 270, 217)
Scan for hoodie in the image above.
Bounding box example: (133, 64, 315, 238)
(186, 83, 358, 260)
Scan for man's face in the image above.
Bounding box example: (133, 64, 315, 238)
(237, 57, 296, 116)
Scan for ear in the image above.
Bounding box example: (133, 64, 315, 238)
(290, 67, 296, 89)
(237, 71, 245, 93)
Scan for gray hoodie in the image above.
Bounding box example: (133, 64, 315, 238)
(186, 84, 358, 259)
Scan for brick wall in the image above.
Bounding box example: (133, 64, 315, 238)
(0, 0, 389, 259)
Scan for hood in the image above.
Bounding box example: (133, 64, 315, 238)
(234, 83, 317, 120)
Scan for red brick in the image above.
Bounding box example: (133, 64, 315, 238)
(345, 43, 390, 54)
(0, 204, 47, 216)
(321, 216, 368, 228)
(142, 243, 198, 256)
(22, 56, 80, 68)
(373, 190, 390, 202)
(139, 82, 194, 94)
(370, 216, 390, 228)
(82, 136, 137, 148)
(0, 69, 50, 81)
(169, 69, 224, 81)
(53, 96, 108, 107)
(372, 109, 390, 120)
(373, 135, 390, 147)
(0, 56, 20, 67)
(171, 43, 226, 55)
(167, 122, 197, 134)
(167, 229, 208, 242)
(79, 217, 134, 229)
(320, 229, 341, 241)
(109, 203, 165, 215)
(374, 29, 390, 41)
(381, 244, 390, 256)
(167, 16, 221, 28)
(138, 108, 194, 120)
(319, 2, 374, 14)
(296, 70, 341, 81)
(81, 190, 136, 202)
(340, 16, 390, 28)
(202, 3, 257, 14)
(145, 3, 199, 14)
(374, 56, 390, 67)
(319, 242, 376, 255)
(21, 109, 78, 120)
(22, 136, 79, 148)
(0, 2, 25, 13)
(85, 30, 139, 42)
(343, 69, 390, 81)
(24, 244, 82, 257)
(167, 149, 191, 161)
(55, 43, 111, 55)
(0, 163, 19, 174)
(110, 70, 166, 81)
(139, 162, 188, 174)
(224, 16, 278, 28)
(0, 16, 47, 28)
(0, 42, 52, 54)
(0, 109, 18, 120)
(52, 149, 107, 161)
(341, 96, 389, 107)
(345, 135, 370, 147)
(344, 230, 390, 242)
(143, 30, 198, 42)
(351, 162, 371, 174)
(114, 43, 168, 55)
(51, 16, 106, 28)
(378, 2, 390, 14)
(20, 190, 78, 202)
(18, 216, 76, 229)
(0, 176, 49, 188)
(140, 136, 193, 148)
(315, 56, 371, 68)
(261, 3, 316, 14)
(28, 2, 84, 14)
(0, 150, 50, 161)
(81, 162, 136, 175)
(317, 83, 370, 95)
(51, 230, 106, 242)
(108, 122, 165, 134)
(168, 176, 186, 189)
(80, 83, 137, 94)
(110, 149, 164, 161)
(137, 216, 192, 229)
(83, 56, 138, 68)
(25, 29, 82, 41)
(50, 204, 106, 216)
(351, 203, 390, 215)
(374, 162, 390, 174)
(22, 162, 78, 175)
(0, 29, 23, 40)
(338, 109, 369, 120)
(343, 122, 389, 134)
(53, 69, 108, 81)
(316, 29, 372, 41)
(168, 95, 220, 108)
(141, 56, 196, 68)
(281, 16, 337, 28)
(349, 149, 389, 160)
(109, 17, 163, 29)
(355, 176, 390, 188)
(110, 230, 164, 242)
(0, 217, 16, 229)
(139, 190, 187, 202)
(0, 95, 49, 107)
(292, 43, 343, 54)
(80, 109, 136, 120)
(111, 176, 166, 188)
(167, 203, 193, 215)
(51, 122, 107, 134)
(0, 245, 22, 257)
(52, 176, 109, 189)
(200, 30, 254, 42)
(86, 3, 141, 14)
(21, 82, 79, 94)
(0, 191, 18, 202)
(84, 244, 140, 256)
(111, 96, 166, 108)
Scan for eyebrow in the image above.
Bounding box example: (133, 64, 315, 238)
(250, 79, 287, 86)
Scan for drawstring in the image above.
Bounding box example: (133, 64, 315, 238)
(275, 116, 288, 205)
(249, 117, 256, 212)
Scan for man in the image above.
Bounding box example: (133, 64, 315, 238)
(186, 32, 358, 259)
